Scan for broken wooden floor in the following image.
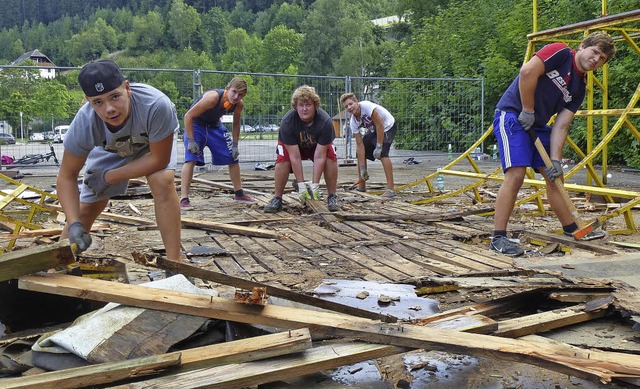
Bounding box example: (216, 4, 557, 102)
(3, 175, 640, 388)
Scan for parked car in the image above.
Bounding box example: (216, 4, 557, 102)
(53, 125, 70, 143)
(0, 132, 16, 145)
(254, 123, 279, 132)
(240, 125, 256, 133)
(29, 132, 45, 142)
(43, 131, 55, 141)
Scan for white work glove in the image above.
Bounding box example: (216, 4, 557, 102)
(309, 182, 321, 200)
(545, 159, 564, 182)
(373, 143, 382, 159)
(231, 142, 239, 160)
(518, 110, 535, 131)
(187, 137, 201, 156)
(297, 182, 311, 204)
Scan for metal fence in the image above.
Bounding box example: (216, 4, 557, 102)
(0, 66, 484, 166)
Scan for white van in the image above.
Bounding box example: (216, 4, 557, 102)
(53, 125, 70, 143)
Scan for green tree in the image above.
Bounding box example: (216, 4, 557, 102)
(168, 0, 201, 49)
(127, 11, 164, 54)
(68, 18, 118, 64)
(228, 1, 256, 32)
(0, 28, 25, 63)
(198, 7, 231, 59)
(220, 28, 261, 73)
(299, 0, 371, 75)
(259, 25, 301, 74)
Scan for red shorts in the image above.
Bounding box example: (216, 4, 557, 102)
(275, 140, 337, 163)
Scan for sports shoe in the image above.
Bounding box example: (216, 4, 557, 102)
(263, 196, 283, 213)
(180, 197, 193, 210)
(490, 235, 524, 256)
(234, 194, 257, 203)
(327, 194, 340, 212)
(380, 189, 396, 198)
(564, 230, 606, 241)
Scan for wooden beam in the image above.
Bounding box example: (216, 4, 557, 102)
(0, 240, 75, 282)
(181, 217, 280, 239)
(335, 207, 494, 222)
(1, 353, 181, 389)
(49, 204, 155, 226)
(156, 258, 396, 323)
(485, 303, 611, 338)
(110, 342, 405, 389)
(191, 177, 269, 196)
(1, 329, 312, 389)
(18, 274, 640, 383)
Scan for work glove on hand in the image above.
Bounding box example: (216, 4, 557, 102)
(545, 159, 564, 182)
(68, 221, 92, 253)
(309, 182, 321, 200)
(231, 142, 239, 160)
(187, 137, 201, 156)
(373, 143, 383, 160)
(359, 165, 369, 181)
(518, 110, 535, 131)
(84, 168, 109, 196)
(297, 182, 311, 204)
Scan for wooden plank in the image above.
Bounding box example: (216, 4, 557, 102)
(19, 274, 640, 383)
(111, 342, 405, 389)
(1, 353, 181, 389)
(182, 217, 279, 239)
(525, 230, 618, 255)
(426, 314, 498, 334)
(191, 177, 269, 196)
(350, 245, 415, 280)
(361, 244, 436, 279)
(303, 222, 354, 244)
(412, 289, 539, 325)
(547, 290, 613, 303)
(386, 242, 466, 276)
(488, 303, 612, 338)
(178, 328, 312, 370)
(329, 246, 405, 282)
(156, 258, 396, 322)
(212, 235, 268, 276)
(436, 238, 515, 268)
(2, 329, 312, 389)
(0, 240, 75, 282)
(336, 207, 494, 222)
(49, 204, 155, 225)
(400, 239, 497, 273)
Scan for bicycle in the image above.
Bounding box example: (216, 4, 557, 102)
(12, 144, 59, 165)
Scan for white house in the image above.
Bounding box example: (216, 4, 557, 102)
(12, 49, 56, 79)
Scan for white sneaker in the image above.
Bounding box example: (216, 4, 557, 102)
(380, 189, 396, 198)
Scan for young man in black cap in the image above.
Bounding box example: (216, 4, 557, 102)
(57, 59, 183, 261)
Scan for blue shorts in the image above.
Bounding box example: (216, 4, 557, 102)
(493, 110, 551, 172)
(184, 122, 237, 166)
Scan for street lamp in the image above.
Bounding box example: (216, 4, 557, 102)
(19, 112, 23, 142)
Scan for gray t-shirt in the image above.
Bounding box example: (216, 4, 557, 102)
(64, 83, 179, 202)
(65, 82, 179, 167)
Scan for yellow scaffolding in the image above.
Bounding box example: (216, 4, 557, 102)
(399, 7, 640, 235)
(0, 173, 59, 252)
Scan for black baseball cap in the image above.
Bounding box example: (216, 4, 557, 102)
(78, 60, 126, 97)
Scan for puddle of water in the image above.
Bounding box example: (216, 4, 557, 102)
(313, 279, 440, 320)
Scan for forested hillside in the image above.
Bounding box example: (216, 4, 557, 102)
(1, 0, 639, 165)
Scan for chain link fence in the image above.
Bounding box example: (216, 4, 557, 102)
(0, 66, 484, 167)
